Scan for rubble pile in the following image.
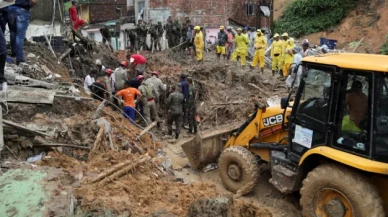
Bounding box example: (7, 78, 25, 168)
(144, 51, 288, 129)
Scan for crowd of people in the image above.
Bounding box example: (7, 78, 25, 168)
(84, 50, 197, 139)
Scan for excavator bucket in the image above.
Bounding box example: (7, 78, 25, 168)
(181, 124, 239, 169)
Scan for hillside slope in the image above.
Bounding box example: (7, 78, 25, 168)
(274, 0, 388, 53)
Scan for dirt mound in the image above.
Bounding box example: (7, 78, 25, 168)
(187, 197, 273, 217)
(304, 0, 388, 53)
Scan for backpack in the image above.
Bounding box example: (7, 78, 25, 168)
(143, 83, 154, 99)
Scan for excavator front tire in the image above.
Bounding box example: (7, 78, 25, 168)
(300, 164, 385, 217)
(218, 146, 259, 195)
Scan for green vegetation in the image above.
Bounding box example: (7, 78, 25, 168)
(381, 34, 388, 55)
(274, 0, 359, 38)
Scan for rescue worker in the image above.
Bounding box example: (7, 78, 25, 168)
(250, 29, 267, 73)
(84, 69, 97, 95)
(226, 26, 234, 61)
(283, 38, 295, 77)
(180, 74, 189, 125)
(216, 25, 228, 62)
(231, 28, 249, 68)
(100, 26, 111, 46)
(128, 53, 147, 72)
(194, 26, 204, 63)
(167, 83, 184, 139)
(90, 76, 106, 101)
(156, 22, 164, 51)
(185, 20, 194, 56)
(95, 59, 106, 77)
(138, 75, 159, 126)
(289, 46, 303, 88)
(174, 18, 181, 46)
(136, 19, 148, 51)
(165, 16, 176, 48)
(103, 68, 114, 103)
(127, 30, 137, 51)
(149, 21, 159, 51)
(186, 77, 197, 134)
(114, 61, 128, 93)
(145, 71, 166, 108)
(271, 33, 282, 76)
(116, 81, 142, 124)
(279, 32, 289, 76)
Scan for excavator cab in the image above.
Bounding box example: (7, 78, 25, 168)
(182, 53, 388, 216)
(271, 54, 388, 216)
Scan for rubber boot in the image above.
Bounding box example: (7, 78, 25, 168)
(279, 69, 283, 76)
(272, 70, 275, 76)
(168, 130, 172, 136)
(194, 127, 197, 134)
(175, 133, 179, 140)
(261, 68, 264, 73)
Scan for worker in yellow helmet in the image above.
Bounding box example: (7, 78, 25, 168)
(250, 29, 267, 73)
(271, 33, 282, 76)
(231, 28, 249, 67)
(283, 38, 295, 77)
(279, 32, 288, 75)
(194, 26, 204, 63)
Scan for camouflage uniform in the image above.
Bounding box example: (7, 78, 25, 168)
(139, 82, 159, 125)
(187, 86, 197, 133)
(136, 22, 148, 51)
(149, 23, 163, 51)
(167, 89, 184, 139)
(174, 19, 182, 46)
(127, 30, 137, 51)
(165, 21, 176, 48)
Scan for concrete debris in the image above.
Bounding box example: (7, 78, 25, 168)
(27, 53, 36, 58)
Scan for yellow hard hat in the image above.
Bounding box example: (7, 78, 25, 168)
(274, 33, 280, 37)
(237, 28, 242, 31)
(282, 32, 288, 37)
(256, 29, 262, 33)
(194, 26, 200, 30)
(220, 25, 225, 30)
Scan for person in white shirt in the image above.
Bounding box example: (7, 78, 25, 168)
(285, 46, 303, 89)
(84, 69, 97, 95)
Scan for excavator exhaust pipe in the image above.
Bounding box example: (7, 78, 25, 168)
(181, 124, 239, 169)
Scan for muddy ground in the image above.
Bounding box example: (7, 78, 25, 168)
(0, 40, 298, 217)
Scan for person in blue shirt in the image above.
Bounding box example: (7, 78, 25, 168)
(8, 0, 37, 65)
(180, 74, 189, 125)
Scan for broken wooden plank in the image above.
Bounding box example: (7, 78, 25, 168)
(88, 126, 105, 161)
(34, 137, 90, 150)
(93, 100, 106, 119)
(59, 48, 72, 61)
(3, 119, 52, 137)
(136, 121, 157, 140)
(352, 38, 364, 53)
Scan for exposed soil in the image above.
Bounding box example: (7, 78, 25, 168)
(304, 0, 388, 53)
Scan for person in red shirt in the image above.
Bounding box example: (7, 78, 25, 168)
(69, 0, 86, 31)
(128, 53, 147, 72)
(115, 80, 142, 124)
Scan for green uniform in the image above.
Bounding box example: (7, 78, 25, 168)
(167, 91, 184, 138)
(136, 23, 148, 51)
(187, 86, 197, 133)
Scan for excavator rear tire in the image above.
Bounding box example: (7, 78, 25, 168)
(300, 164, 385, 217)
(218, 146, 259, 195)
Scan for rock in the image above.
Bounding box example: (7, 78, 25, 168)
(27, 53, 36, 58)
(186, 197, 230, 217)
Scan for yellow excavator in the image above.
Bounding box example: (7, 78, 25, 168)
(182, 53, 388, 216)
